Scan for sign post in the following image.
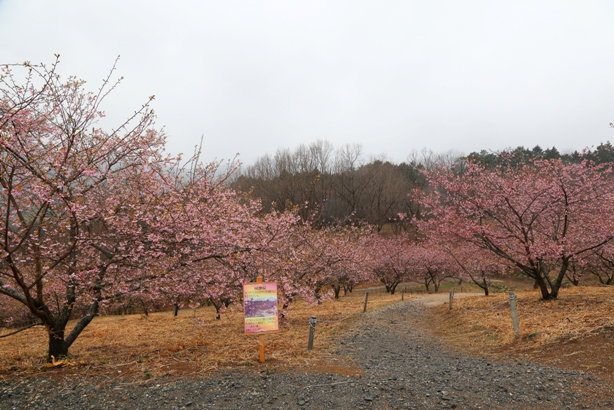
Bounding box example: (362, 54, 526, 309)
(259, 334, 265, 363)
(244, 276, 279, 363)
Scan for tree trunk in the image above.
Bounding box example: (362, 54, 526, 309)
(333, 285, 341, 299)
(483, 278, 489, 296)
(48, 328, 69, 362)
(549, 260, 571, 299)
(141, 300, 149, 316)
(173, 304, 179, 317)
(534, 274, 553, 300)
(211, 302, 222, 320)
(565, 273, 580, 286)
(280, 299, 291, 319)
(315, 285, 323, 304)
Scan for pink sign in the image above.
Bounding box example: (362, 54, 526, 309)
(243, 282, 279, 333)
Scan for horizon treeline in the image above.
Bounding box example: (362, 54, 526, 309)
(231, 140, 614, 229)
(467, 142, 614, 167)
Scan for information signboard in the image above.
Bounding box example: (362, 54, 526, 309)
(243, 281, 279, 334)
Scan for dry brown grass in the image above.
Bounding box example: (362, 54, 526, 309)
(4, 284, 614, 383)
(0, 289, 402, 378)
(430, 286, 614, 347)
(427, 285, 614, 382)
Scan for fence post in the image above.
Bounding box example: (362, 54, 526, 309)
(401, 289, 405, 301)
(509, 291, 520, 338)
(307, 316, 317, 350)
(363, 292, 369, 313)
(449, 289, 454, 310)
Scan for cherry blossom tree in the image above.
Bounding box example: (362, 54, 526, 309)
(123, 150, 310, 320)
(421, 158, 614, 299)
(300, 224, 371, 300)
(440, 243, 503, 296)
(366, 235, 418, 294)
(168, 205, 304, 319)
(582, 247, 614, 285)
(412, 246, 459, 293)
(0, 58, 315, 360)
(0, 57, 175, 360)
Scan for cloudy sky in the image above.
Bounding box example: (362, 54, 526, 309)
(1, 1, 613, 165)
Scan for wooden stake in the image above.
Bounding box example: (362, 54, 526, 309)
(363, 292, 369, 313)
(259, 334, 265, 363)
(307, 316, 317, 350)
(509, 291, 520, 338)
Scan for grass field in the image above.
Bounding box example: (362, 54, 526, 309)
(427, 285, 614, 383)
(1, 282, 613, 384)
(0, 288, 400, 378)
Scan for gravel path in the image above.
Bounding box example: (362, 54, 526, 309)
(1, 300, 611, 409)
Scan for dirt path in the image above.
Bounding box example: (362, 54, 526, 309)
(410, 292, 484, 307)
(1, 299, 611, 409)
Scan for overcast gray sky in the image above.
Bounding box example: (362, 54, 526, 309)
(1, 1, 613, 165)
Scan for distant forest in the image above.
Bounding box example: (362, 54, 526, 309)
(231, 141, 614, 230)
(467, 142, 614, 167)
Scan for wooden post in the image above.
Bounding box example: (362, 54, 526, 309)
(307, 316, 317, 350)
(509, 291, 520, 338)
(256, 276, 266, 363)
(401, 289, 405, 301)
(258, 335, 265, 363)
(449, 290, 453, 310)
(363, 292, 369, 313)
